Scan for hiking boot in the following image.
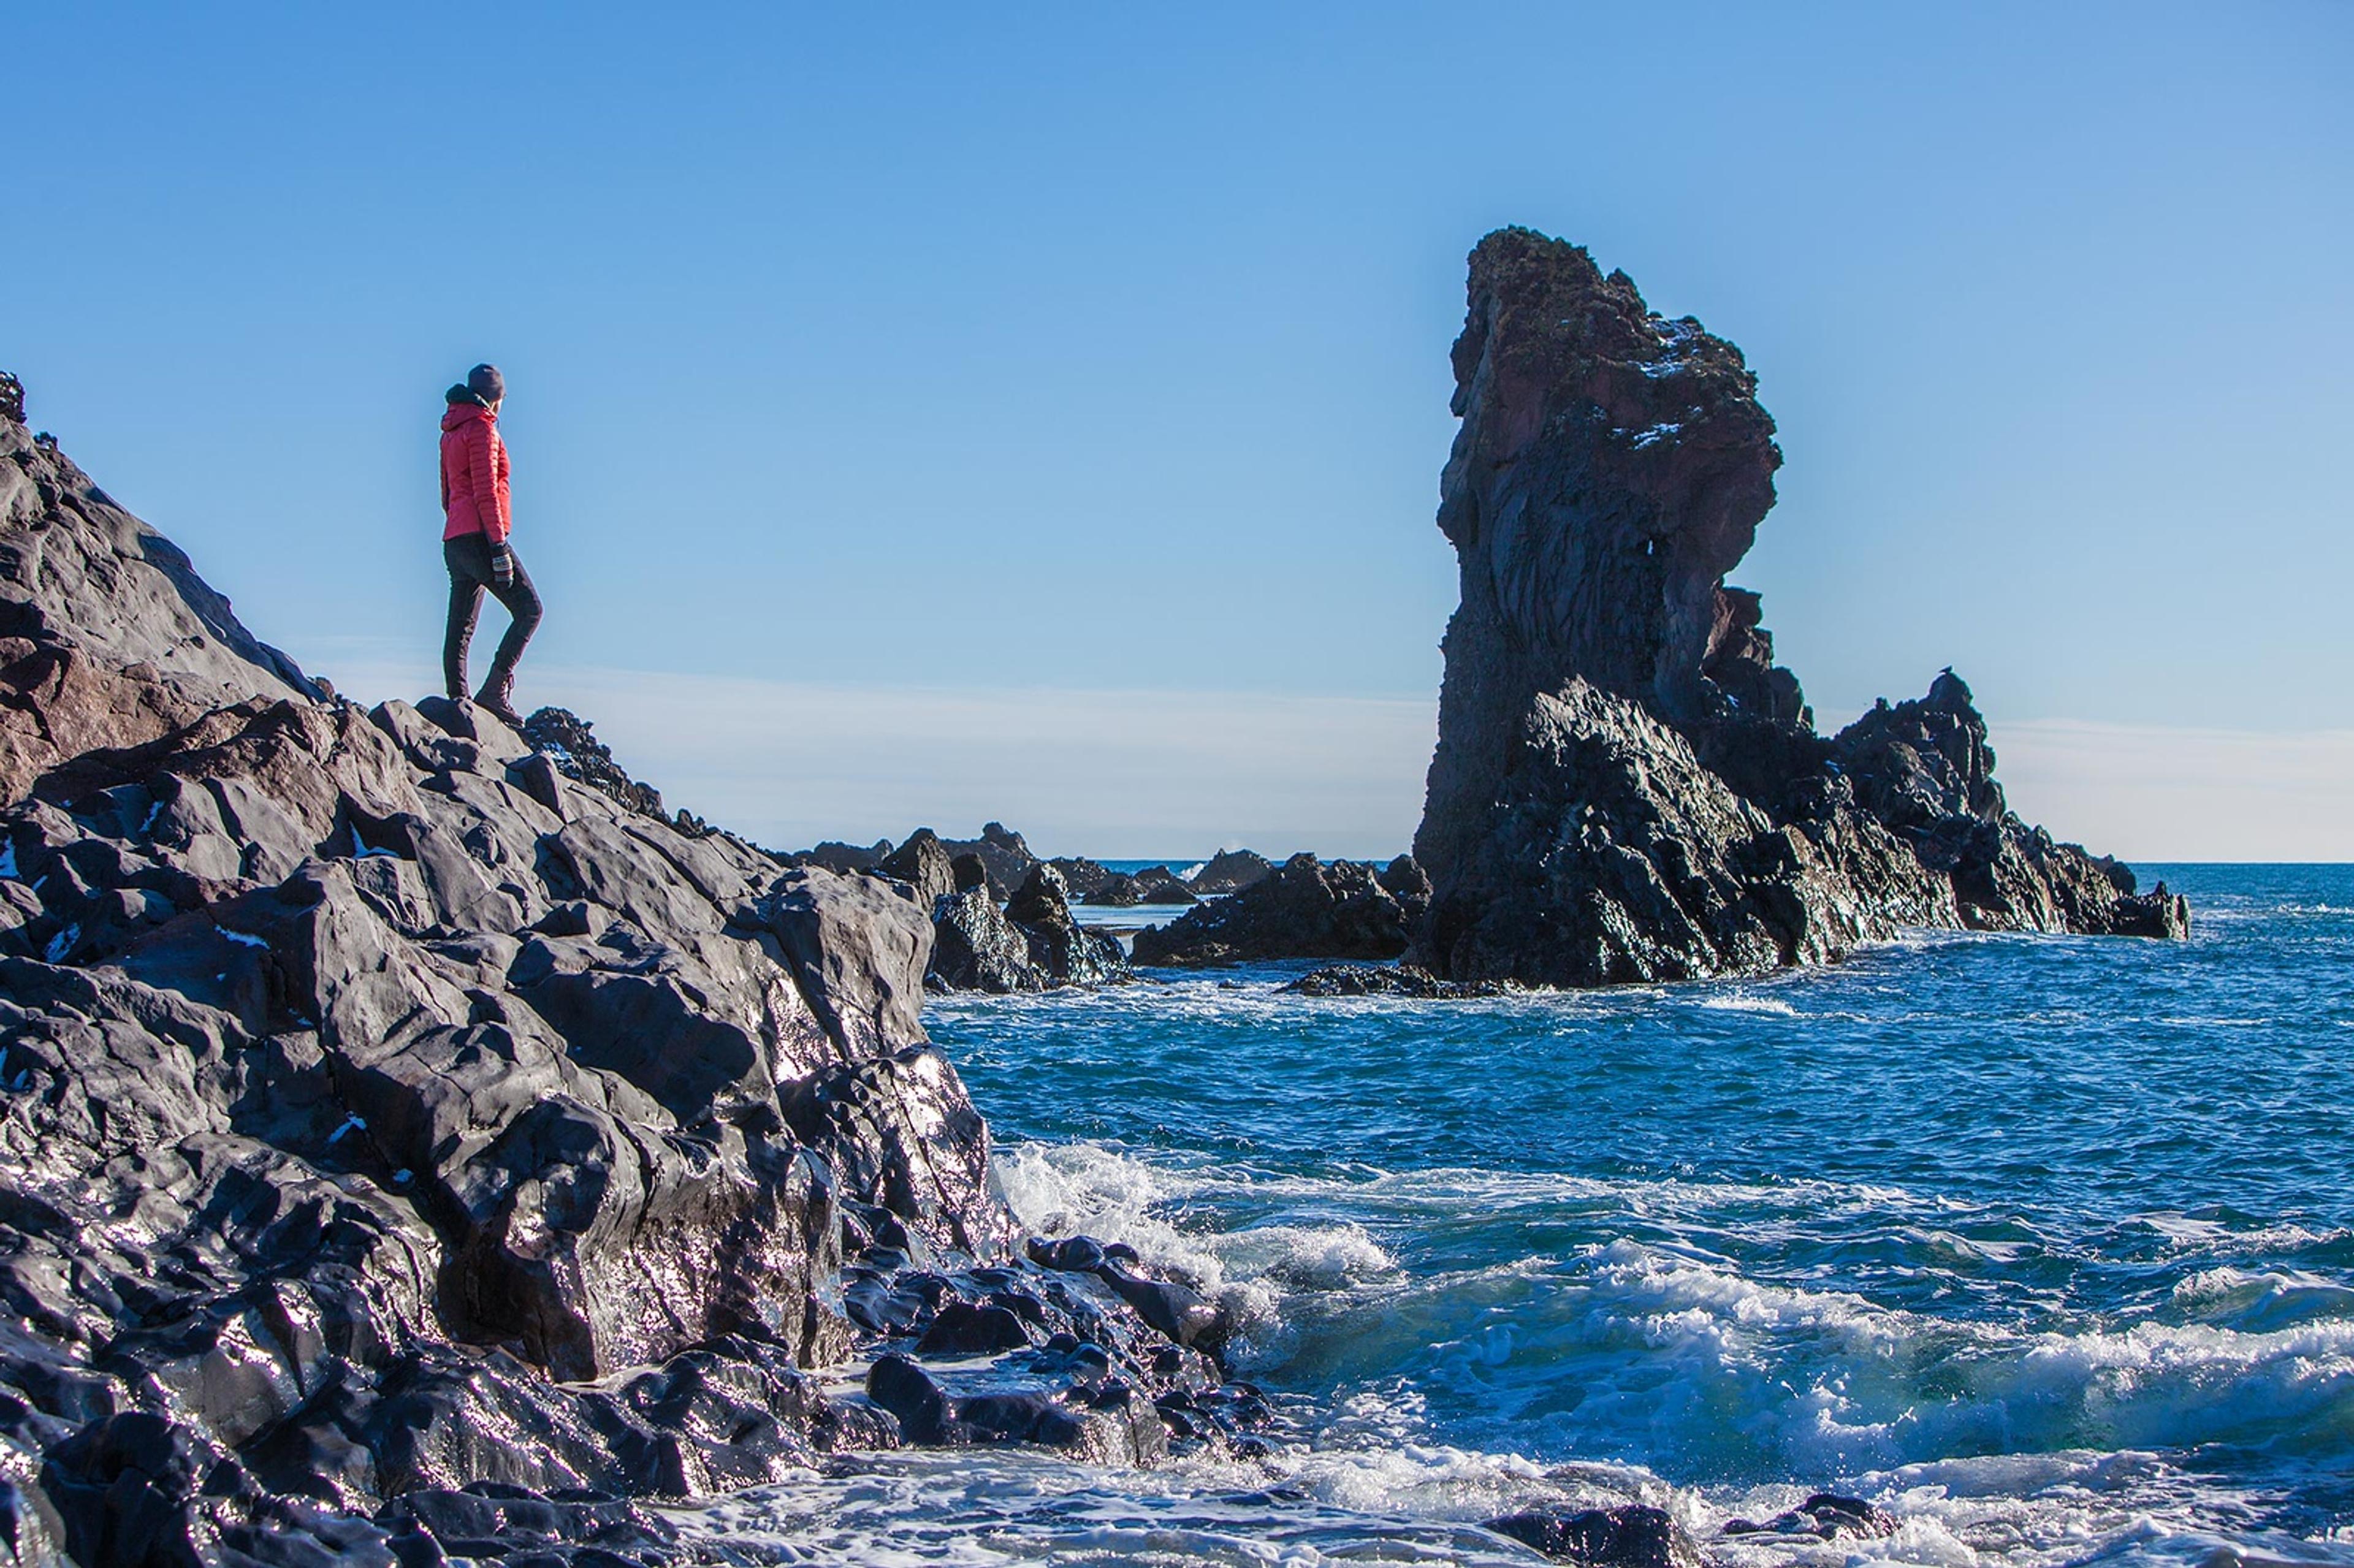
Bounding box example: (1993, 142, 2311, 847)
(474, 673, 524, 729)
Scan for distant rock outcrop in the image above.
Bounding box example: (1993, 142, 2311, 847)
(1132, 853, 1422, 967)
(1187, 848, 1273, 894)
(1410, 230, 2186, 987)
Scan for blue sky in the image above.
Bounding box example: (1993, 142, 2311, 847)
(11, 3, 2349, 856)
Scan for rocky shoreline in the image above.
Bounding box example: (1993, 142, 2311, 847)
(0, 225, 2192, 1568)
(0, 387, 1267, 1566)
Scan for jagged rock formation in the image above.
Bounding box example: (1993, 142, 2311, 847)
(1076, 864, 1198, 908)
(790, 822, 1042, 903)
(1411, 230, 2187, 988)
(1187, 848, 1273, 894)
(1132, 853, 1428, 968)
(0, 392, 1254, 1562)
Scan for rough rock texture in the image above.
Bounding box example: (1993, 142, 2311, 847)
(1132, 854, 1419, 968)
(878, 828, 958, 910)
(1411, 230, 2187, 988)
(519, 704, 714, 839)
(1187, 848, 1273, 894)
(2, 400, 316, 805)
(1080, 864, 1200, 908)
(1002, 865, 1130, 987)
(938, 823, 1039, 902)
(1724, 1492, 1897, 1541)
(1488, 1504, 1703, 1568)
(1282, 964, 1512, 999)
(0, 397, 1241, 1561)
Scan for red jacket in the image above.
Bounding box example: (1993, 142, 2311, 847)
(440, 401, 511, 543)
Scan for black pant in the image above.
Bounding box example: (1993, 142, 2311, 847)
(443, 533, 542, 698)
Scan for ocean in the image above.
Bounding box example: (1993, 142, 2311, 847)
(679, 864, 2354, 1566)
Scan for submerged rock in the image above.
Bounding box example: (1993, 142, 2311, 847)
(1488, 1504, 1702, 1568)
(1723, 1491, 1897, 1541)
(1411, 230, 2185, 987)
(1282, 963, 1511, 999)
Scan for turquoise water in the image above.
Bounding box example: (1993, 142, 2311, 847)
(690, 866, 2354, 1566)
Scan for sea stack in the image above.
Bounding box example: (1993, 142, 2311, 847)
(1409, 229, 2186, 988)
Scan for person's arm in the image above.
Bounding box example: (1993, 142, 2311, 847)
(468, 421, 508, 544)
(439, 436, 449, 512)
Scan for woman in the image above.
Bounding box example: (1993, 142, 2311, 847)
(440, 362, 541, 725)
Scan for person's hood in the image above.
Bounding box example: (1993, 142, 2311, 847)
(441, 392, 497, 433)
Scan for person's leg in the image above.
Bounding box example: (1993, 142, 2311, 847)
(441, 537, 490, 700)
(475, 546, 543, 719)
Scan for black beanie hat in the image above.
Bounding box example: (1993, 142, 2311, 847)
(466, 363, 506, 403)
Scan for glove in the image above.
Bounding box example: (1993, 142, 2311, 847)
(490, 543, 516, 589)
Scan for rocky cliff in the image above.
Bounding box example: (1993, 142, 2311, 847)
(0, 382, 1259, 1565)
(1412, 230, 2185, 987)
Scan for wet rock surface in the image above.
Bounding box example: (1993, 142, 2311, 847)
(1411, 230, 2186, 987)
(1132, 853, 1422, 967)
(0, 398, 1251, 1561)
(1281, 963, 1512, 999)
(1724, 1491, 1898, 1541)
(1488, 1503, 1702, 1568)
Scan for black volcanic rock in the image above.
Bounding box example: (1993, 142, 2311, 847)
(1082, 864, 1202, 908)
(1048, 854, 1119, 899)
(1409, 231, 2186, 986)
(1004, 864, 1130, 986)
(1130, 864, 1200, 905)
(1488, 1504, 1702, 1568)
(1282, 963, 1509, 999)
(0, 400, 1244, 1558)
(939, 821, 1038, 901)
(1132, 853, 1412, 967)
(520, 704, 713, 838)
(1187, 848, 1273, 894)
(1724, 1492, 1897, 1542)
(880, 827, 959, 908)
(786, 837, 893, 874)
(929, 885, 1046, 992)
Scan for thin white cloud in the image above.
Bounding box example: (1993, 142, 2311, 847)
(1988, 718, 2354, 864)
(312, 647, 2345, 864)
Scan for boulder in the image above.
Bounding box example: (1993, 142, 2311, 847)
(879, 829, 959, 908)
(937, 822, 1038, 901)
(1487, 1504, 1702, 1568)
(930, 886, 1047, 992)
(1724, 1492, 1897, 1541)
(1132, 853, 1411, 967)
(1003, 865, 1129, 987)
